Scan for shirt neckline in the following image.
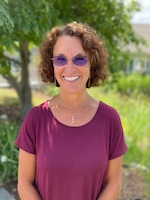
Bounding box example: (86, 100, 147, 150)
(46, 100, 101, 128)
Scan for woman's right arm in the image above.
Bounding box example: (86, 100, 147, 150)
(18, 149, 42, 200)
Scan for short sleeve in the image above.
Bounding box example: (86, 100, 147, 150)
(15, 109, 37, 154)
(109, 110, 128, 160)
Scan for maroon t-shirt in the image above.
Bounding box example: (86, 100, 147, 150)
(15, 101, 127, 200)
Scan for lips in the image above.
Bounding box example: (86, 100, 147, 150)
(63, 76, 80, 81)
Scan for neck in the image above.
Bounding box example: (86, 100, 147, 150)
(56, 91, 90, 124)
(58, 90, 89, 108)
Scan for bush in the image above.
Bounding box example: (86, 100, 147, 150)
(106, 73, 150, 97)
(0, 123, 20, 184)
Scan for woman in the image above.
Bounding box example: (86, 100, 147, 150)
(16, 21, 128, 200)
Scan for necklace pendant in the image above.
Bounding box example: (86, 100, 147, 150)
(72, 115, 75, 123)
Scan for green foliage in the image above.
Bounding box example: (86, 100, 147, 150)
(0, 0, 53, 47)
(0, 0, 14, 33)
(0, 0, 142, 62)
(0, 46, 11, 76)
(0, 63, 11, 76)
(121, 97, 150, 167)
(0, 0, 55, 118)
(0, 123, 20, 183)
(107, 73, 150, 97)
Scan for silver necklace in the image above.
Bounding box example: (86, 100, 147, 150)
(61, 102, 86, 123)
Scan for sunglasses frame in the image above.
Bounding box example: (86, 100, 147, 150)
(51, 55, 89, 66)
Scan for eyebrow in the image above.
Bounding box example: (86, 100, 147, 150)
(74, 53, 88, 57)
(54, 53, 88, 58)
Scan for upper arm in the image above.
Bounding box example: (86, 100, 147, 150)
(18, 149, 36, 185)
(106, 156, 123, 184)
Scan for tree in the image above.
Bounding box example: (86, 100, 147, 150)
(0, 0, 54, 119)
(0, 0, 142, 119)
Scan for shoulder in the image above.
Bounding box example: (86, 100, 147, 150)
(99, 101, 120, 118)
(96, 101, 123, 127)
(23, 101, 49, 122)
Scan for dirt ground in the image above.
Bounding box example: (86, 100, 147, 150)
(0, 99, 149, 200)
(119, 166, 149, 200)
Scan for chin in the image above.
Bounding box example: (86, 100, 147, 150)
(64, 86, 86, 94)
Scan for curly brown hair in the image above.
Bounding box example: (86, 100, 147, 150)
(39, 21, 109, 87)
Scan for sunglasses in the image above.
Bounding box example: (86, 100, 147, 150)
(51, 55, 88, 66)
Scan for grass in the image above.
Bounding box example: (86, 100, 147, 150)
(0, 123, 19, 183)
(0, 88, 47, 106)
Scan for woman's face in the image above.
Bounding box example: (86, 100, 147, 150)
(53, 35, 91, 93)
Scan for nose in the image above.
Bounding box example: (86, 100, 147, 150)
(65, 59, 76, 72)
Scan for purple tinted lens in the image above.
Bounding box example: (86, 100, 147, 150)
(51, 56, 88, 66)
(52, 56, 67, 66)
(73, 57, 88, 66)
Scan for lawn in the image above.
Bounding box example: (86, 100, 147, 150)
(0, 88, 48, 106)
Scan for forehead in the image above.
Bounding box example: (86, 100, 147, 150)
(53, 35, 86, 56)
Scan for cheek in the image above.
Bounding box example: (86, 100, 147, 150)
(54, 66, 64, 76)
(78, 65, 91, 77)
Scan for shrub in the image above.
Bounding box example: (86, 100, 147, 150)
(106, 73, 150, 97)
(0, 123, 20, 184)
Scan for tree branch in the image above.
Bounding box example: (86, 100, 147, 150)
(4, 73, 21, 98)
(3, 55, 21, 65)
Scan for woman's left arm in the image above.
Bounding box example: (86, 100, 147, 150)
(97, 156, 123, 200)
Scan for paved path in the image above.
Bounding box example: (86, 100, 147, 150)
(0, 187, 16, 200)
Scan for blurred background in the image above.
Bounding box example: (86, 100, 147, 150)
(0, 0, 150, 199)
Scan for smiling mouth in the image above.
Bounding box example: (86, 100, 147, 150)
(63, 76, 80, 81)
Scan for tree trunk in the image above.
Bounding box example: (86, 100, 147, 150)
(19, 40, 33, 120)
(2, 41, 33, 120)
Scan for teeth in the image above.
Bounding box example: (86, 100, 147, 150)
(64, 76, 79, 81)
